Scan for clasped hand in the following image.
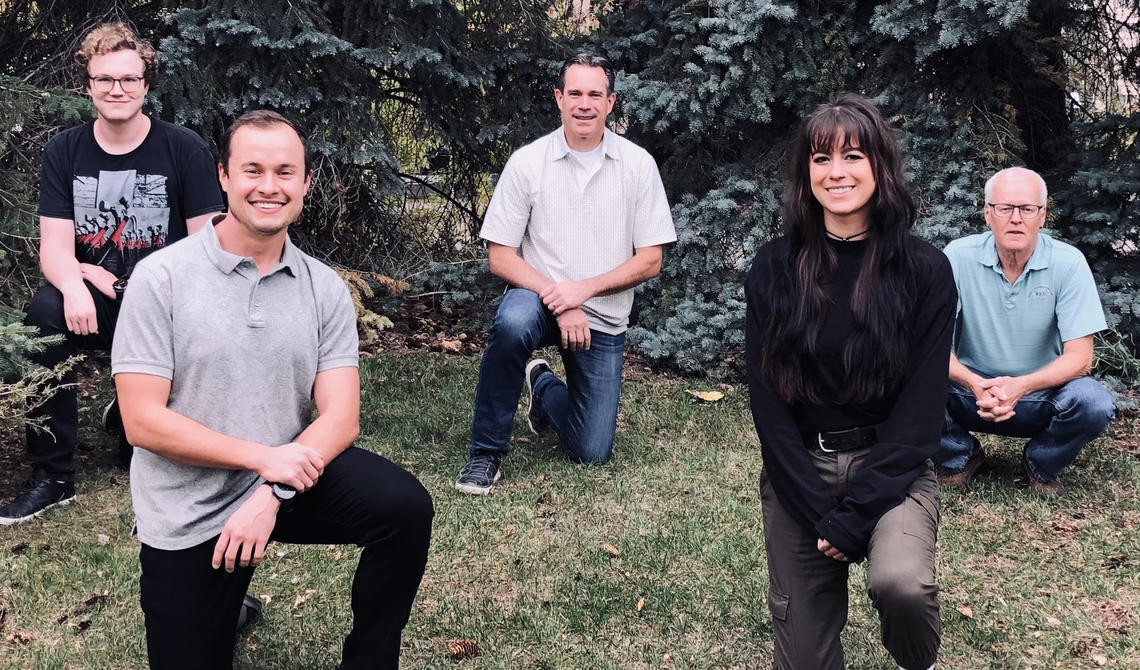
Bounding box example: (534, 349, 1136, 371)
(256, 441, 324, 491)
(212, 441, 324, 572)
(973, 376, 1026, 422)
(540, 281, 592, 317)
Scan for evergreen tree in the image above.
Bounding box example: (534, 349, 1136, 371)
(157, 0, 564, 271)
(597, 0, 1138, 379)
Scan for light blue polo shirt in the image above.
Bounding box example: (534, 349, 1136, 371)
(944, 232, 1106, 377)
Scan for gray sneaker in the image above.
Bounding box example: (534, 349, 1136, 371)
(525, 359, 553, 435)
(455, 453, 502, 495)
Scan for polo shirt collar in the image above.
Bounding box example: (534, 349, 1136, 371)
(202, 214, 301, 277)
(549, 127, 622, 161)
(979, 231, 1052, 274)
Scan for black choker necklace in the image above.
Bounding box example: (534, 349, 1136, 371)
(825, 228, 870, 241)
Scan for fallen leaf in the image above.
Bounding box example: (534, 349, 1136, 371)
(601, 543, 621, 557)
(10, 543, 28, 555)
(97, 534, 110, 545)
(10, 631, 34, 644)
(636, 597, 645, 612)
(1046, 616, 1062, 627)
(439, 339, 462, 353)
(685, 389, 724, 402)
(292, 589, 317, 609)
(1093, 655, 1107, 666)
(956, 604, 974, 618)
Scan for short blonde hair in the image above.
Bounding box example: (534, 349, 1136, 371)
(75, 22, 159, 89)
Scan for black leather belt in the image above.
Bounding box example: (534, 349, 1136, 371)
(808, 425, 879, 453)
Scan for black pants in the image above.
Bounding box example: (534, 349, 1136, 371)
(24, 282, 119, 480)
(139, 448, 434, 670)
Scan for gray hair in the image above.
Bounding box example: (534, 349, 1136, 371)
(984, 167, 1047, 205)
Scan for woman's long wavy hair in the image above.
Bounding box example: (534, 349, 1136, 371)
(758, 93, 918, 405)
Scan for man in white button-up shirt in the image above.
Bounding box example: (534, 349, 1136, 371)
(456, 54, 677, 495)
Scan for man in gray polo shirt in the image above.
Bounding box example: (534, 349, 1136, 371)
(112, 110, 432, 669)
(455, 54, 676, 495)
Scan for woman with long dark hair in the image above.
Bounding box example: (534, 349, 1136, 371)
(745, 93, 955, 670)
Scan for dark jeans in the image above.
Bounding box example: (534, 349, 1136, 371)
(139, 447, 434, 670)
(24, 282, 119, 480)
(468, 288, 625, 464)
(761, 450, 941, 670)
(938, 375, 1115, 482)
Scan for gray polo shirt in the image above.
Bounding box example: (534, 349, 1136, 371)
(112, 220, 359, 550)
(480, 127, 676, 334)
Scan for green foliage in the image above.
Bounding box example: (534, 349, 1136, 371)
(598, 0, 1139, 394)
(1056, 112, 1140, 341)
(0, 75, 93, 307)
(0, 307, 78, 434)
(156, 0, 563, 272)
(1094, 328, 1140, 410)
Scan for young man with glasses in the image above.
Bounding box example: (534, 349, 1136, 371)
(0, 23, 222, 524)
(936, 167, 1115, 493)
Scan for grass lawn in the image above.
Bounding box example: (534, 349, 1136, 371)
(1, 351, 1137, 669)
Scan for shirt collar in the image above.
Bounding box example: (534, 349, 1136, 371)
(202, 214, 301, 277)
(549, 127, 621, 162)
(980, 231, 1052, 273)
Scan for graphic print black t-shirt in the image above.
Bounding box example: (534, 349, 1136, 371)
(38, 118, 223, 279)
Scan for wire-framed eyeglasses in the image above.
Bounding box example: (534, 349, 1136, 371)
(89, 75, 145, 93)
(986, 203, 1044, 218)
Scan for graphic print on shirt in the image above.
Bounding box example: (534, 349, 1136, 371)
(73, 169, 170, 277)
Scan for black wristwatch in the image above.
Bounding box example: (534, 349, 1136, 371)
(112, 276, 129, 301)
(269, 482, 297, 510)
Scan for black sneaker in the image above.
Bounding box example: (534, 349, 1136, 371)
(0, 478, 76, 525)
(455, 453, 502, 495)
(525, 359, 553, 435)
(236, 594, 263, 631)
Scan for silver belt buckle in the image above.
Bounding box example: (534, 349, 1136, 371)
(817, 433, 837, 453)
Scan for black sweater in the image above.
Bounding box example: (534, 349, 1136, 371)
(744, 235, 956, 562)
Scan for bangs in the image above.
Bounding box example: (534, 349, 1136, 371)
(806, 106, 877, 156)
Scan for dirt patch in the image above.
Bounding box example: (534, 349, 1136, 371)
(1083, 595, 1138, 634)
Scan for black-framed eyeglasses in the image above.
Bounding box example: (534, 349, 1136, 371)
(986, 203, 1044, 218)
(89, 75, 145, 93)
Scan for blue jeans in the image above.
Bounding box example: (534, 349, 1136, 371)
(937, 375, 1115, 482)
(468, 289, 625, 464)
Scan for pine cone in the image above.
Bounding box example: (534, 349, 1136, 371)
(447, 638, 479, 660)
